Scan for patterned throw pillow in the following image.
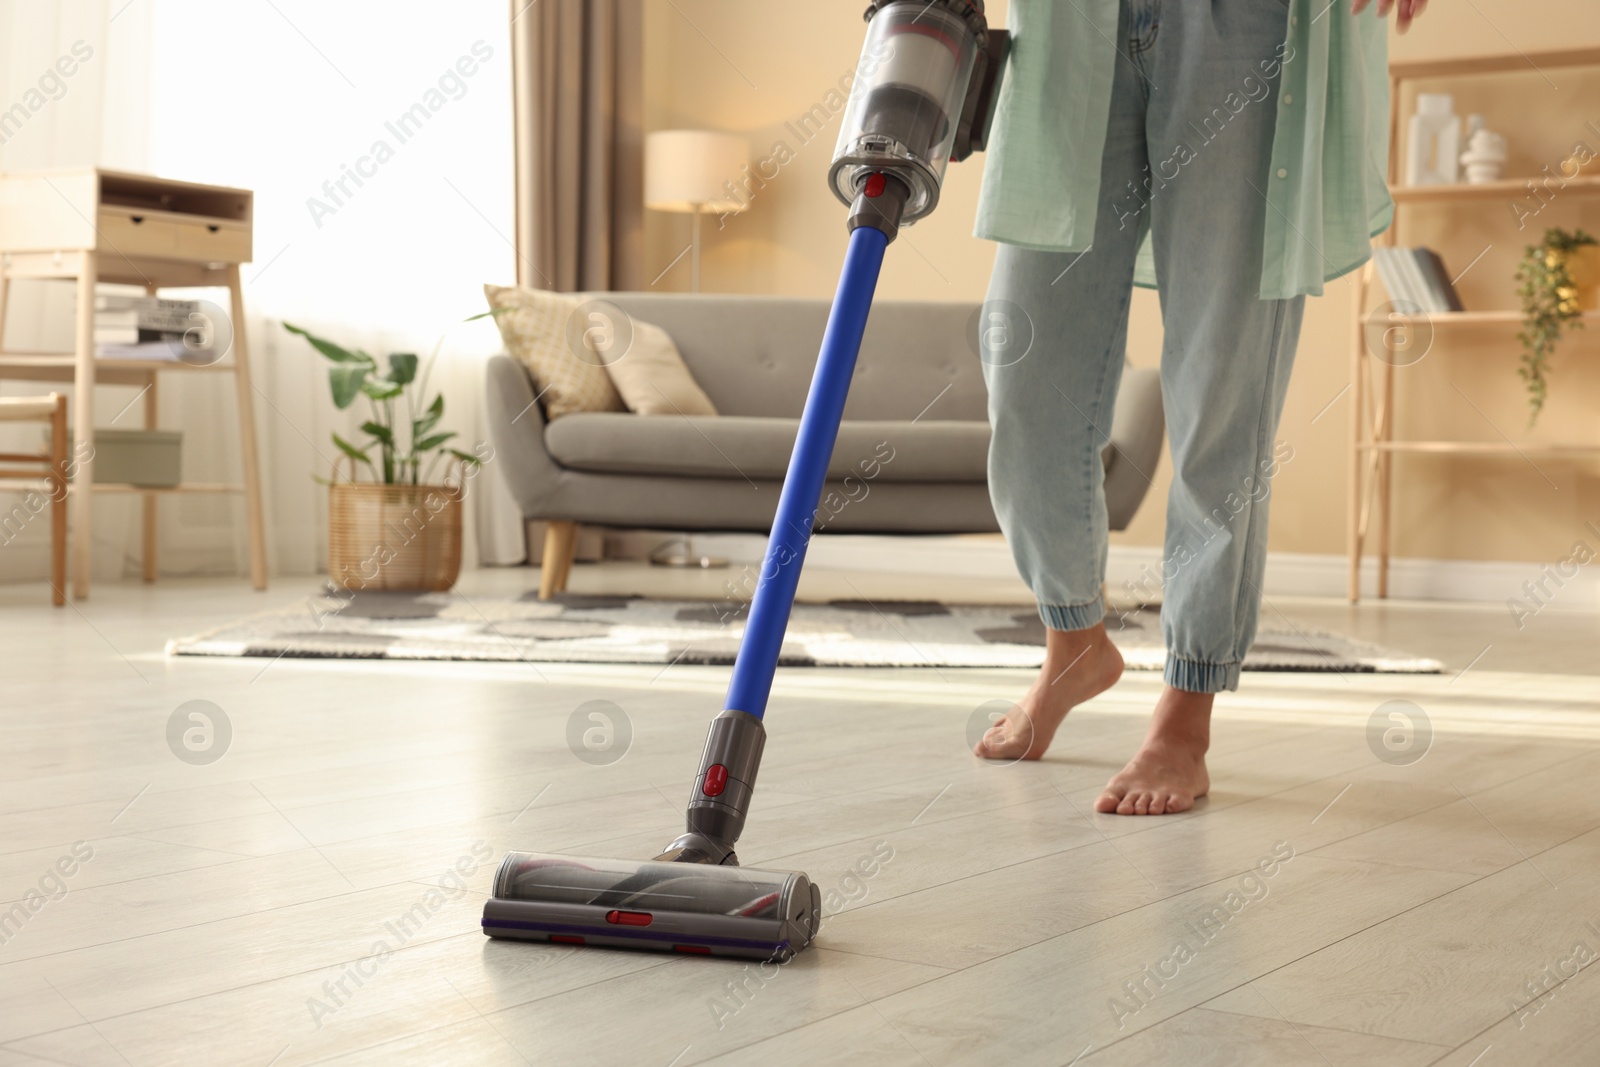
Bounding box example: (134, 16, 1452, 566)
(483, 284, 625, 420)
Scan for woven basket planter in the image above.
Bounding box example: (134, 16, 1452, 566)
(328, 481, 462, 592)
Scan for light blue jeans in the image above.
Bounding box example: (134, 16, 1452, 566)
(983, 0, 1304, 693)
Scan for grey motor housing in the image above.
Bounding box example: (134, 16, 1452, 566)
(829, 0, 1009, 224)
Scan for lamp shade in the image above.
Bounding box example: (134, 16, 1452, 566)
(645, 130, 750, 214)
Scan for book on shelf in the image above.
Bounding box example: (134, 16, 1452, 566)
(1371, 248, 1419, 308)
(1415, 248, 1466, 312)
(96, 310, 139, 329)
(95, 338, 213, 362)
(1371, 245, 1465, 314)
(94, 295, 202, 335)
(96, 295, 200, 314)
(94, 326, 198, 345)
(1398, 248, 1433, 311)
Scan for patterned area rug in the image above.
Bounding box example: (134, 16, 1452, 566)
(167, 591, 1443, 674)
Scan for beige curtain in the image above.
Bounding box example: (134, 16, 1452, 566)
(511, 0, 644, 293)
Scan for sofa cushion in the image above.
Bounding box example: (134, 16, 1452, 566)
(601, 314, 718, 417)
(483, 284, 625, 419)
(544, 413, 990, 483)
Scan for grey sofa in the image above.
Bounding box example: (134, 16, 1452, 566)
(485, 293, 1163, 597)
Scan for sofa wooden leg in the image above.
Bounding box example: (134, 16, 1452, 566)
(554, 530, 578, 592)
(539, 521, 579, 600)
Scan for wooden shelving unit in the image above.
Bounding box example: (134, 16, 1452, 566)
(1419, 310, 1600, 327)
(1388, 174, 1600, 204)
(0, 169, 266, 597)
(1348, 47, 1600, 602)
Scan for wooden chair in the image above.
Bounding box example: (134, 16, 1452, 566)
(0, 393, 69, 604)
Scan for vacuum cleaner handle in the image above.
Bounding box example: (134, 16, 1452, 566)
(660, 201, 897, 867)
(725, 0, 1007, 726)
(721, 215, 894, 726)
(663, 0, 1005, 867)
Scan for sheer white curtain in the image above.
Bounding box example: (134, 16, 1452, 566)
(0, 0, 528, 586)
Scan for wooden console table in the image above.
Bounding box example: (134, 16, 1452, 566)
(1347, 48, 1600, 602)
(0, 168, 266, 597)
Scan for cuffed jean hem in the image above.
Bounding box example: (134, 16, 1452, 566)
(1039, 597, 1106, 632)
(1164, 656, 1242, 694)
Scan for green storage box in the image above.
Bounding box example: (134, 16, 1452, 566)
(65, 428, 184, 487)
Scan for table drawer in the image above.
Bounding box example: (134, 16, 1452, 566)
(176, 219, 251, 263)
(97, 208, 178, 257)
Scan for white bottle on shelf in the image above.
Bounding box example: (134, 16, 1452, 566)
(1405, 93, 1461, 186)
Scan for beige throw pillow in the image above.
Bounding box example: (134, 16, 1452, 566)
(603, 317, 718, 417)
(483, 284, 625, 419)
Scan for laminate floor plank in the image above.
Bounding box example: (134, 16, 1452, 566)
(1247, 826, 1600, 1046)
(1078, 1005, 1450, 1066)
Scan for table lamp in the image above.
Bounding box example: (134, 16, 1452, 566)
(645, 130, 750, 292)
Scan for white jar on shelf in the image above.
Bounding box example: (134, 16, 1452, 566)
(1459, 127, 1508, 184)
(1405, 93, 1460, 186)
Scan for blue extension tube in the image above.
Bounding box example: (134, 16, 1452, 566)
(722, 224, 889, 719)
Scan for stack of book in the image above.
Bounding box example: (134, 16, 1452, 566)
(1371, 246, 1466, 314)
(95, 296, 213, 361)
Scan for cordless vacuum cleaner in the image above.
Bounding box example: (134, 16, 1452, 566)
(482, 0, 1008, 962)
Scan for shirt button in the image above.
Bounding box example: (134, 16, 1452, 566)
(1277, 168, 1288, 178)
(1282, 94, 1293, 105)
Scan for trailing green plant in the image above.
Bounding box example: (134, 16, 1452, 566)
(1515, 227, 1595, 425)
(283, 310, 501, 485)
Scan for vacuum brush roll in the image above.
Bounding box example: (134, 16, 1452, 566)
(482, 852, 822, 960)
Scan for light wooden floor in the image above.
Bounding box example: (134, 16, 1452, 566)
(1, 565, 1598, 1066)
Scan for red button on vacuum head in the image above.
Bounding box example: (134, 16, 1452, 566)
(702, 764, 729, 797)
(606, 910, 653, 927)
(863, 173, 887, 199)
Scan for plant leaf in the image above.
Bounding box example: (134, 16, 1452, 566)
(360, 377, 404, 401)
(447, 448, 482, 466)
(284, 322, 372, 365)
(331, 432, 372, 465)
(387, 353, 418, 385)
(465, 307, 513, 322)
(412, 394, 445, 438)
(360, 421, 395, 445)
(415, 431, 456, 452)
(328, 365, 369, 409)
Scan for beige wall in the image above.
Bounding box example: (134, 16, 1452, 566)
(642, 1, 1600, 563)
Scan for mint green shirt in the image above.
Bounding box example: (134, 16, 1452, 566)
(974, 0, 1393, 300)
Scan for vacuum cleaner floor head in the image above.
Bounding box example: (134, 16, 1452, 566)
(482, 852, 821, 961)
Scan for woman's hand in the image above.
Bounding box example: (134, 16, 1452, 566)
(1351, 0, 1429, 34)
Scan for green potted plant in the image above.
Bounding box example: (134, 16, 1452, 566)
(1515, 227, 1597, 424)
(283, 318, 487, 592)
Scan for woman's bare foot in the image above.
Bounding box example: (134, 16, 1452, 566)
(974, 622, 1124, 761)
(1096, 686, 1213, 815)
